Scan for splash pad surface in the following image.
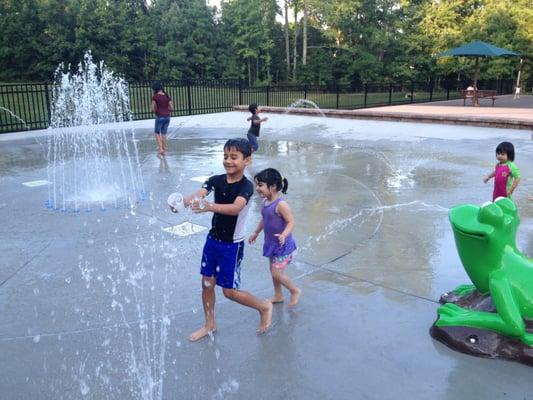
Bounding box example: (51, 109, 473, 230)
(1, 112, 533, 399)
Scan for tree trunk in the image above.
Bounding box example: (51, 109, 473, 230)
(302, 0, 307, 65)
(248, 59, 251, 87)
(284, 0, 290, 79)
(292, 0, 298, 80)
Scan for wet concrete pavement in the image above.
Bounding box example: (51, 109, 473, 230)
(1, 112, 533, 399)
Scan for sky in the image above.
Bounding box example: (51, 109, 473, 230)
(205, 0, 293, 22)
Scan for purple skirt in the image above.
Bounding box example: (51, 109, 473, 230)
(262, 235, 297, 257)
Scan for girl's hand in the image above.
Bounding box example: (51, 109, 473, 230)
(248, 232, 258, 244)
(274, 233, 286, 245)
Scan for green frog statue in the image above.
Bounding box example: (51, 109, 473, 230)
(432, 197, 533, 360)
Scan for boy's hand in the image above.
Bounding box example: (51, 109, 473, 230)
(274, 233, 286, 245)
(483, 176, 490, 184)
(248, 232, 258, 244)
(191, 198, 211, 213)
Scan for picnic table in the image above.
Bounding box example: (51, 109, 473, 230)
(460, 89, 498, 106)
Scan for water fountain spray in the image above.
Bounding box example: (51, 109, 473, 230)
(46, 51, 145, 212)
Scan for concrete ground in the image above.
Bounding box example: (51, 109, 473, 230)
(1, 112, 533, 399)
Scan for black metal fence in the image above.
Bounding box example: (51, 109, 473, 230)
(0, 78, 516, 133)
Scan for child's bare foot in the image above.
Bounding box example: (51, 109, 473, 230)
(288, 288, 301, 308)
(257, 302, 273, 334)
(268, 295, 284, 303)
(188, 325, 216, 342)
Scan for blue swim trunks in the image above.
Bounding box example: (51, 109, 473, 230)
(247, 132, 259, 152)
(154, 116, 170, 134)
(200, 234, 244, 289)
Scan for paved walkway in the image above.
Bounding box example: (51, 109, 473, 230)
(236, 95, 533, 130)
(369, 95, 533, 129)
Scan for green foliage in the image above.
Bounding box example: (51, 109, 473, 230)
(0, 0, 531, 86)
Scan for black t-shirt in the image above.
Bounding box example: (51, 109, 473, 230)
(248, 114, 260, 136)
(202, 174, 254, 242)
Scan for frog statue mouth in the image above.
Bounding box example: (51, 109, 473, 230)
(450, 204, 492, 241)
(450, 197, 518, 240)
(448, 197, 519, 277)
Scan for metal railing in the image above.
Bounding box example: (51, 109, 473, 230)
(0, 78, 516, 133)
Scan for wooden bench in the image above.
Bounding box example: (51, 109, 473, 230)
(460, 89, 498, 106)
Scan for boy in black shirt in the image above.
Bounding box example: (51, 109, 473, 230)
(171, 138, 272, 341)
(246, 103, 268, 152)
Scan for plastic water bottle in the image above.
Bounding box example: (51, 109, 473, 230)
(196, 197, 206, 210)
(167, 192, 185, 212)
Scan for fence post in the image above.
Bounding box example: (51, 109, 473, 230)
(429, 80, 434, 102)
(388, 83, 393, 105)
(364, 84, 368, 108)
(186, 79, 192, 115)
(410, 81, 414, 104)
(304, 84, 308, 99)
(446, 86, 450, 101)
(44, 82, 51, 126)
(336, 84, 339, 109)
(266, 85, 270, 106)
(238, 79, 243, 105)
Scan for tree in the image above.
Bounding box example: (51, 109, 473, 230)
(284, 0, 291, 79)
(0, 0, 46, 81)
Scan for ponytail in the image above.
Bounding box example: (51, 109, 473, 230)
(281, 177, 288, 194)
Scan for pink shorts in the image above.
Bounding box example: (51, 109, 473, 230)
(270, 253, 293, 269)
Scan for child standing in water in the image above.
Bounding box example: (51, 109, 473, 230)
(151, 81, 173, 156)
(170, 138, 272, 341)
(246, 103, 268, 152)
(248, 168, 301, 307)
(484, 141, 521, 201)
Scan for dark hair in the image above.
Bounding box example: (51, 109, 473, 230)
(152, 81, 164, 92)
(224, 138, 252, 158)
(254, 168, 288, 194)
(152, 80, 171, 100)
(496, 141, 515, 161)
(248, 103, 258, 114)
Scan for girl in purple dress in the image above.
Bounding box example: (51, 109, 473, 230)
(248, 168, 301, 307)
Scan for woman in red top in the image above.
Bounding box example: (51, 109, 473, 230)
(151, 81, 173, 155)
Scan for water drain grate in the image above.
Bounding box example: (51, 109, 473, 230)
(163, 222, 207, 237)
(190, 176, 210, 183)
(22, 180, 50, 187)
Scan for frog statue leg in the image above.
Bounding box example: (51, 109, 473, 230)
(437, 271, 533, 346)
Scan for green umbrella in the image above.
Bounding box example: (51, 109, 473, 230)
(439, 40, 520, 104)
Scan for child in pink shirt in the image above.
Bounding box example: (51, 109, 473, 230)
(484, 142, 521, 201)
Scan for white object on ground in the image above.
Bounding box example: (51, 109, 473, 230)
(162, 222, 207, 237)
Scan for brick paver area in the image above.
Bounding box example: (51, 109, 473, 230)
(235, 95, 533, 130)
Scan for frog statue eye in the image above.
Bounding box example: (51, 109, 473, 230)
(494, 197, 517, 219)
(478, 202, 504, 227)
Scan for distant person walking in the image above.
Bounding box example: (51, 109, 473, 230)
(248, 168, 301, 308)
(151, 81, 173, 156)
(484, 141, 521, 201)
(514, 86, 521, 100)
(246, 103, 268, 152)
